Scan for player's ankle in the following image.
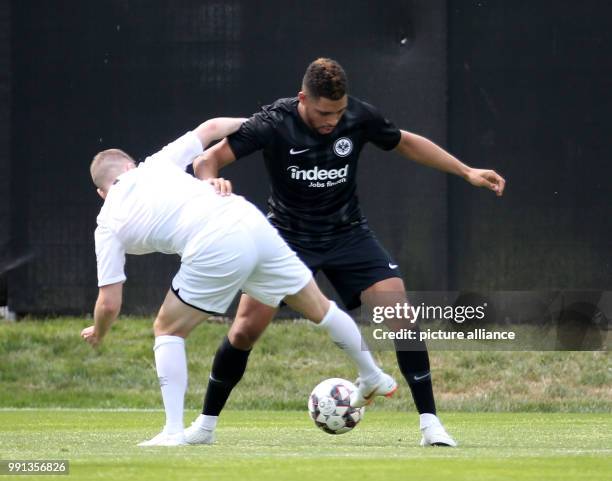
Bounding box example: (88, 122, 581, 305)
(360, 369, 383, 385)
(197, 414, 218, 431)
(164, 422, 185, 435)
(419, 413, 440, 429)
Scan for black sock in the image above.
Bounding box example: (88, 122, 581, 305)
(394, 337, 437, 415)
(202, 336, 251, 416)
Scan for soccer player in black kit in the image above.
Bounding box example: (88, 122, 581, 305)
(185, 58, 506, 446)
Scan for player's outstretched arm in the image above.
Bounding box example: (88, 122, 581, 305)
(193, 139, 237, 181)
(81, 282, 123, 348)
(191, 121, 242, 195)
(395, 130, 506, 196)
(193, 117, 246, 150)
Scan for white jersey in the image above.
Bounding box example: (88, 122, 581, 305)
(95, 132, 251, 287)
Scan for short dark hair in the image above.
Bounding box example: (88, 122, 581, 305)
(302, 58, 347, 100)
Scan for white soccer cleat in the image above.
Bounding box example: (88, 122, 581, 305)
(137, 431, 187, 447)
(184, 414, 216, 445)
(350, 372, 398, 408)
(419, 414, 457, 447)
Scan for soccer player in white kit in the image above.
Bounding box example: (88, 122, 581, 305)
(81, 117, 396, 446)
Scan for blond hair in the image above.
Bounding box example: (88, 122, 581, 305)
(90, 149, 135, 190)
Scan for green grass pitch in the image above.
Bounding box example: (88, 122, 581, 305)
(1, 319, 610, 479)
(1, 409, 610, 481)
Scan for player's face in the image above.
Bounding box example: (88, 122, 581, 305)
(298, 92, 348, 135)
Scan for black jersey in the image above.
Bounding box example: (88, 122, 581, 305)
(227, 96, 401, 242)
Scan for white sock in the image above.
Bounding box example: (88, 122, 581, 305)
(153, 335, 187, 435)
(420, 413, 440, 429)
(316, 301, 382, 382)
(195, 414, 218, 431)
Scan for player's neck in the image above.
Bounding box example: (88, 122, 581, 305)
(296, 102, 313, 131)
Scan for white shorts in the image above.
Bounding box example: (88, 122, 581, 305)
(171, 202, 312, 314)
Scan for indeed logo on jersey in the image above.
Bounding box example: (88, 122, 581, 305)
(287, 164, 349, 188)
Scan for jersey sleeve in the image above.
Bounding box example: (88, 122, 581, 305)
(95, 225, 127, 287)
(226, 107, 277, 159)
(143, 131, 204, 169)
(363, 102, 402, 151)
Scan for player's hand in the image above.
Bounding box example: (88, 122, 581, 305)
(466, 168, 506, 196)
(80, 325, 101, 348)
(206, 177, 233, 196)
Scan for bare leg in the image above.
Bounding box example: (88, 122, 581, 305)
(228, 293, 278, 349)
(282, 279, 330, 322)
(284, 279, 382, 382)
(141, 290, 209, 445)
(153, 289, 209, 337)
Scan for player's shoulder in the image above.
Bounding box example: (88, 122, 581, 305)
(242, 97, 298, 138)
(346, 95, 382, 120)
(265, 96, 298, 112)
(257, 97, 298, 123)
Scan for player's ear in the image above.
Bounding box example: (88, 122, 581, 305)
(97, 188, 107, 200)
(298, 91, 307, 103)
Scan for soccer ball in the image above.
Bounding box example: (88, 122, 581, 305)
(308, 378, 365, 434)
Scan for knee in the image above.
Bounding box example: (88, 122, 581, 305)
(153, 315, 171, 337)
(153, 313, 197, 338)
(228, 308, 272, 349)
(228, 323, 262, 350)
(228, 299, 275, 349)
(361, 278, 406, 306)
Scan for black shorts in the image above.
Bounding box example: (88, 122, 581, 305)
(284, 227, 402, 310)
